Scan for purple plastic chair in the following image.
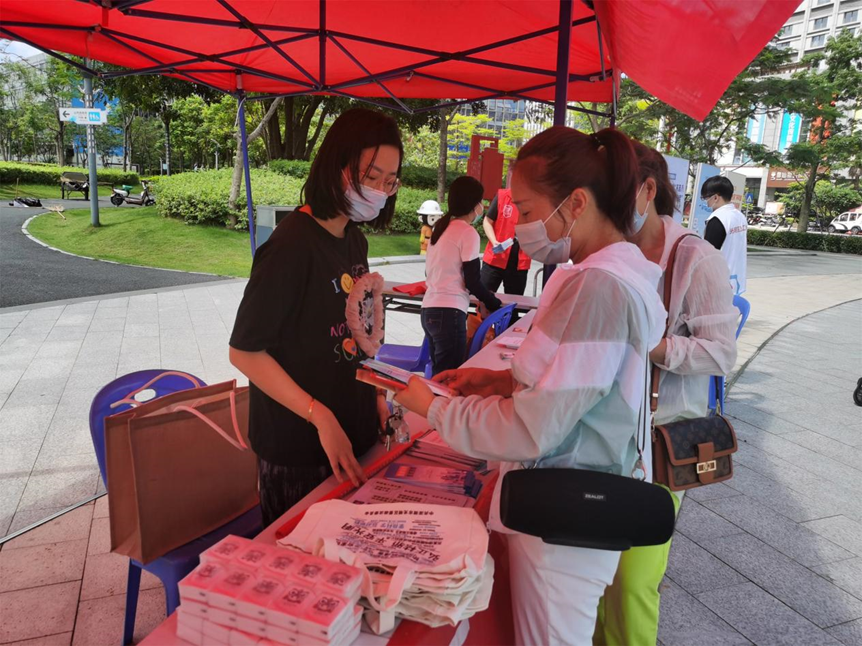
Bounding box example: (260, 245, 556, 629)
(89, 370, 262, 645)
(376, 336, 433, 378)
(467, 304, 516, 360)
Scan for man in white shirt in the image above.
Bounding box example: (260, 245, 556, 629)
(701, 176, 747, 295)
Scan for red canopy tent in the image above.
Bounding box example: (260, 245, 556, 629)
(0, 0, 797, 250)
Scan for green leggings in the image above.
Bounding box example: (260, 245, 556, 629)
(594, 488, 683, 646)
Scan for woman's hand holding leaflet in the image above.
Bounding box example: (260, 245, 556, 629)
(434, 368, 514, 398)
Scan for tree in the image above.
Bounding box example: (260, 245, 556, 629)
(0, 56, 79, 163)
(402, 127, 439, 168)
(95, 111, 123, 167)
(129, 114, 164, 175)
(498, 118, 529, 163)
(446, 113, 494, 173)
(778, 179, 862, 223)
(172, 95, 208, 168)
(814, 181, 862, 221)
(228, 97, 284, 226)
(436, 106, 458, 203)
(619, 45, 796, 177)
(263, 96, 344, 161)
(749, 31, 862, 231)
(102, 73, 218, 175)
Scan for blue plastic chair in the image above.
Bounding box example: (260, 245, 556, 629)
(467, 303, 517, 360)
(376, 337, 433, 378)
(709, 295, 751, 412)
(89, 370, 262, 645)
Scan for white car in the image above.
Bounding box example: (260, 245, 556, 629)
(829, 211, 862, 234)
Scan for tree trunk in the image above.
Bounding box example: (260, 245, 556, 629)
(303, 104, 330, 160)
(265, 99, 284, 160)
(56, 119, 64, 166)
(294, 97, 323, 159)
(228, 151, 244, 227)
(437, 108, 449, 204)
(797, 160, 819, 233)
(163, 114, 172, 176)
(228, 97, 285, 227)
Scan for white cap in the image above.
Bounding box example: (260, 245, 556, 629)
(417, 200, 444, 216)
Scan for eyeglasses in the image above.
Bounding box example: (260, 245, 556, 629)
(361, 169, 401, 196)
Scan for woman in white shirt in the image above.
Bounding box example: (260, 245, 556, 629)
(397, 127, 667, 645)
(422, 176, 502, 375)
(594, 142, 738, 646)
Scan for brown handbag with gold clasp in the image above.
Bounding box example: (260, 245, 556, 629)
(650, 235, 738, 491)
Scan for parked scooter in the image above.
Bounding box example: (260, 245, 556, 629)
(111, 180, 154, 207)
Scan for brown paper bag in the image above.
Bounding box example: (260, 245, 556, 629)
(105, 380, 258, 564)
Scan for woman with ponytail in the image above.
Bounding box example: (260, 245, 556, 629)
(594, 142, 738, 646)
(397, 127, 667, 644)
(421, 176, 502, 375)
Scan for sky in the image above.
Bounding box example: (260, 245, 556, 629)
(0, 40, 42, 63)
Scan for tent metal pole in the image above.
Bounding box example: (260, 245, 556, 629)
(319, 0, 326, 87)
(99, 34, 316, 79)
(553, 0, 573, 127)
(236, 90, 257, 256)
(545, 0, 574, 287)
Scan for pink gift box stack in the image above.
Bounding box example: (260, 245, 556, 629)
(176, 535, 363, 646)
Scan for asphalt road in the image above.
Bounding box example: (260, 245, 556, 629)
(0, 199, 225, 308)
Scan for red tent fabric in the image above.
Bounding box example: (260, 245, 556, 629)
(1, 0, 797, 120)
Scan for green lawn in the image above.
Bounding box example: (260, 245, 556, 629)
(27, 206, 421, 277)
(1, 182, 140, 200)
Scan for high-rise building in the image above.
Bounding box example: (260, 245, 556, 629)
(458, 99, 527, 138)
(775, 0, 860, 62)
(716, 0, 860, 207)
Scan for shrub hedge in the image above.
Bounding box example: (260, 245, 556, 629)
(748, 228, 862, 255)
(267, 159, 310, 179)
(268, 159, 458, 191)
(398, 165, 459, 191)
(0, 161, 140, 186)
(154, 168, 434, 233)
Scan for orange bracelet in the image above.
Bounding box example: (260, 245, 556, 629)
(306, 398, 316, 423)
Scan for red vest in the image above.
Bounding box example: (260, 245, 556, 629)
(482, 189, 531, 270)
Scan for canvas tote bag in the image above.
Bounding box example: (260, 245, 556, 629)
(106, 379, 258, 564)
(280, 500, 491, 631)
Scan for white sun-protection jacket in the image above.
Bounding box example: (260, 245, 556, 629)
(653, 216, 738, 424)
(428, 241, 666, 486)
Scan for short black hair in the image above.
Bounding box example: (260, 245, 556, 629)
(701, 176, 734, 202)
(301, 108, 403, 231)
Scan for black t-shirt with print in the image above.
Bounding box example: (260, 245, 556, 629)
(229, 210, 378, 467)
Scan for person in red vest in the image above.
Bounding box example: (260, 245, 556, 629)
(481, 170, 531, 295)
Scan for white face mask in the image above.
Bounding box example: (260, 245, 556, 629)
(631, 183, 650, 235)
(472, 204, 484, 225)
(344, 173, 389, 222)
(514, 197, 575, 265)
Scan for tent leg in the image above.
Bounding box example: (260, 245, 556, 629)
(553, 0, 572, 127)
(544, 0, 573, 287)
(237, 95, 257, 256)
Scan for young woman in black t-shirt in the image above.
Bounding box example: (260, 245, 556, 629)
(229, 108, 402, 527)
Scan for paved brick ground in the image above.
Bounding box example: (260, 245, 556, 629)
(0, 246, 860, 645)
(658, 300, 862, 646)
